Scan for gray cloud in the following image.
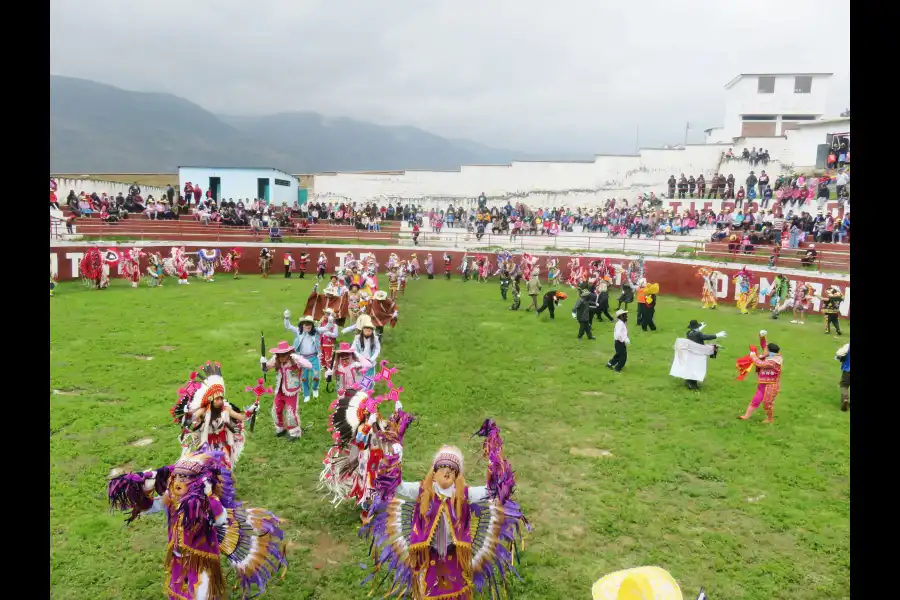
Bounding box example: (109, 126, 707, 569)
(50, 0, 850, 155)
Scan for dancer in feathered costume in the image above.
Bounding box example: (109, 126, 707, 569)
(546, 258, 561, 286)
(319, 361, 406, 519)
(197, 249, 220, 283)
(566, 257, 585, 288)
(147, 253, 166, 287)
(476, 255, 489, 282)
(283, 311, 322, 404)
(737, 330, 783, 423)
(494, 250, 513, 277)
(425, 253, 435, 279)
(259, 247, 272, 279)
(696, 267, 720, 309)
(790, 281, 814, 325)
(80, 246, 119, 289)
(625, 257, 645, 287)
(387, 267, 400, 300)
(443, 253, 453, 280)
(361, 418, 531, 599)
(119, 247, 145, 288)
(766, 274, 791, 320)
(387, 253, 400, 270)
(106, 446, 287, 600)
(818, 285, 845, 335)
(316, 251, 328, 280)
(169, 362, 261, 469)
(732, 267, 754, 315)
(521, 252, 537, 282)
(261, 341, 313, 439)
(221, 248, 241, 279)
(164, 247, 193, 285)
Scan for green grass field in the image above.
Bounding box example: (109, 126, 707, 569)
(50, 276, 850, 600)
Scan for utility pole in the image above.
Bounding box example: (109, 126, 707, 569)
(684, 121, 690, 146)
(635, 123, 640, 154)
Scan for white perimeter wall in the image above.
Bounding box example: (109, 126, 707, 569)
(785, 120, 850, 171)
(53, 177, 169, 200)
(312, 144, 794, 211)
(178, 168, 298, 204)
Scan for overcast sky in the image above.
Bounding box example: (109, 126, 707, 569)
(50, 0, 849, 156)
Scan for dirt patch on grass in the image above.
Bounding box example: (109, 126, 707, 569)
(253, 457, 268, 464)
(159, 345, 178, 352)
(310, 532, 349, 570)
(109, 462, 136, 478)
(53, 388, 83, 396)
(569, 447, 613, 458)
(101, 399, 125, 405)
(581, 391, 606, 396)
(121, 354, 154, 361)
(129, 437, 154, 447)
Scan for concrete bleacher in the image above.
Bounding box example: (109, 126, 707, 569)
(700, 240, 849, 272)
(64, 210, 403, 243)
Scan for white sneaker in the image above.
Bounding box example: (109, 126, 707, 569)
(303, 396, 310, 403)
(798, 321, 804, 325)
(312, 389, 319, 399)
(790, 320, 798, 324)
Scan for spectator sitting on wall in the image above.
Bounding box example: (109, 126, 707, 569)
(801, 244, 818, 267)
(835, 213, 850, 244)
(724, 149, 736, 161)
(77, 194, 94, 215)
(66, 190, 78, 210)
(128, 181, 141, 199)
(269, 223, 282, 242)
(741, 148, 750, 161)
(295, 219, 309, 235)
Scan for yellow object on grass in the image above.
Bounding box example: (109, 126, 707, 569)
(592, 566, 682, 600)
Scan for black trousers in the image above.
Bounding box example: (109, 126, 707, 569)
(284, 266, 291, 278)
(608, 340, 627, 371)
(594, 303, 613, 322)
(500, 286, 509, 300)
(577, 321, 594, 339)
(825, 313, 842, 333)
(536, 298, 555, 318)
(641, 306, 657, 331)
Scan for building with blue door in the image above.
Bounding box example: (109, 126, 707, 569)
(178, 166, 299, 204)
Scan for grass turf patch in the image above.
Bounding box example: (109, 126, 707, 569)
(50, 276, 849, 599)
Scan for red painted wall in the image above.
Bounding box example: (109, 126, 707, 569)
(50, 244, 849, 317)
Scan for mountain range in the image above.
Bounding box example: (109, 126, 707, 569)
(50, 75, 561, 174)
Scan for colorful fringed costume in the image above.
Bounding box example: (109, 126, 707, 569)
(80, 247, 119, 289)
(566, 257, 586, 287)
(443, 253, 453, 279)
(696, 267, 720, 309)
(169, 362, 261, 469)
(259, 248, 272, 278)
(107, 446, 287, 600)
(546, 258, 561, 286)
(370, 290, 399, 337)
(121, 247, 146, 288)
(732, 267, 755, 314)
(262, 341, 313, 439)
(319, 361, 407, 518)
(361, 418, 530, 599)
(316, 252, 328, 279)
(737, 332, 783, 423)
(221, 248, 241, 278)
(520, 252, 537, 282)
(197, 249, 220, 283)
(147, 253, 166, 287)
(164, 247, 194, 285)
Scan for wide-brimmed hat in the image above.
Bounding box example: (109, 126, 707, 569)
(616, 309, 628, 318)
(356, 314, 375, 330)
(297, 315, 316, 326)
(592, 566, 682, 600)
(269, 341, 294, 355)
(688, 320, 701, 330)
(373, 290, 388, 300)
(322, 307, 335, 315)
(335, 342, 355, 355)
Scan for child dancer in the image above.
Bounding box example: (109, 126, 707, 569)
(408, 254, 420, 280)
(283, 311, 322, 403)
(297, 252, 310, 278)
(791, 282, 812, 324)
(317, 251, 328, 280)
(387, 267, 400, 300)
(283, 252, 295, 278)
(350, 315, 380, 377)
(425, 253, 434, 279)
(261, 341, 313, 439)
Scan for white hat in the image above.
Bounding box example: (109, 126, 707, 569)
(432, 445, 464, 473)
(373, 290, 388, 301)
(615, 309, 628, 318)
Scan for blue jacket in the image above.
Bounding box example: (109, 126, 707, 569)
(840, 349, 850, 372)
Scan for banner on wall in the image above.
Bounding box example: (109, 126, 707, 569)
(49, 245, 849, 317)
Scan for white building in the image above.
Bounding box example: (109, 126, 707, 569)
(178, 166, 299, 204)
(785, 117, 850, 171)
(706, 73, 832, 142)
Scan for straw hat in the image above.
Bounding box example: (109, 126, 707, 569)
(592, 566, 682, 600)
(373, 290, 388, 301)
(297, 315, 316, 326)
(615, 309, 628, 318)
(356, 314, 375, 330)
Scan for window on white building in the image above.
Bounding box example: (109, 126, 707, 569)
(782, 115, 817, 120)
(794, 76, 812, 94)
(757, 76, 775, 94)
